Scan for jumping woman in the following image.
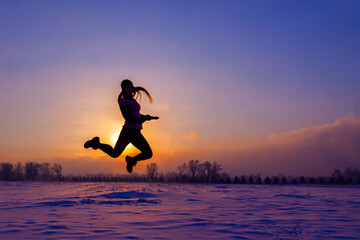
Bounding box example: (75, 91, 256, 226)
(84, 79, 159, 173)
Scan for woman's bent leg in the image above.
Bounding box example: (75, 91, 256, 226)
(98, 128, 130, 158)
(97, 143, 122, 158)
(130, 131, 153, 162)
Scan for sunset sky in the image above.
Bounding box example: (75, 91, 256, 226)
(1, 0, 359, 176)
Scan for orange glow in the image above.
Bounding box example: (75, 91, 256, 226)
(111, 130, 121, 146)
(110, 130, 135, 154)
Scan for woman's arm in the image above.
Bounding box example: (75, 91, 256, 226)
(141, 114, 159, 121)
(120, 105, 159, 123)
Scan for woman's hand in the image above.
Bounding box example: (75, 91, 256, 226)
(149, 115, 159, 120)
(145, 115, 159, 120)
(141, 114, 159, 122)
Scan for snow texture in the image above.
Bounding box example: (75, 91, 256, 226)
(0, 182, 360, 239)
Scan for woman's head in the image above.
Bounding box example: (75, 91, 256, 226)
(121, 79, 135, 98)
(121, 79, 133, 91)
(118, 79, 153, 103)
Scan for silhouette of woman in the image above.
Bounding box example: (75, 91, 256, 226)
(84, 79, 159, 173)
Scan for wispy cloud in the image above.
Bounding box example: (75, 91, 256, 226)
(222, 116, 360, 176)
(12, 116, 360, 177)
(183, 131, 198, 141)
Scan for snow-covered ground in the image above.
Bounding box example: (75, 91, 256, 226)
(0, 182, 359, 239)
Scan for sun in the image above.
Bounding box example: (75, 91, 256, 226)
(111, 130, 121, 146)
(111, 130, 132, 150)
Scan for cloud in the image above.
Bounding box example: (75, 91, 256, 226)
(16, 116, 360, 177)
(222, 116, 360, 176)
(184, 131, 198, 141)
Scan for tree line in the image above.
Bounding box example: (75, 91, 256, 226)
(1, 160, 359, 185)
(0, 162, 62, 181)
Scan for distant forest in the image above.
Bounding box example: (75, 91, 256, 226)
(0, 160, 359, 185)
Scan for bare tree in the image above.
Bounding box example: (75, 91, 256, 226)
(249, 175, 254, 184)
(146, 163, 159, 182)
(299, 176, 306, 184)
(344, 167, 360, 184)
(174, 160, 229, 183)
(197, 161, 212, 183)
(14, 162, 24, 181)
(165, 171, 178, 182)
(332, 169, 344, 184)
(197, 163, 206, 182)
(234, 176, 240, 184)
(25, 162, 40, 181)
(203, 161, 211, 182)
(51, 163, 62, 180)
(220, 172, 230, 183)
(0, 162, 13, 180)
(256, 176, 262, 184)
(158, 172, 164, 182)
(210, 161, 222, 183)
(39, 163, 52, 181)
(241, 176, 246, 184)
(188, 159, 200, 181)
(177, 162, 188, 182)
(264, 176, 271, 184)
(309, 177, 316, 184)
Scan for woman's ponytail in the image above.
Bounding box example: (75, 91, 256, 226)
(118, 79, 153, 104)
(134, 86, 153, 103)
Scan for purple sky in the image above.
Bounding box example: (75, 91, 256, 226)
(1, 0, 360, 176)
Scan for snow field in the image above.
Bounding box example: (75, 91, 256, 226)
(0, 182, 360, 239)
